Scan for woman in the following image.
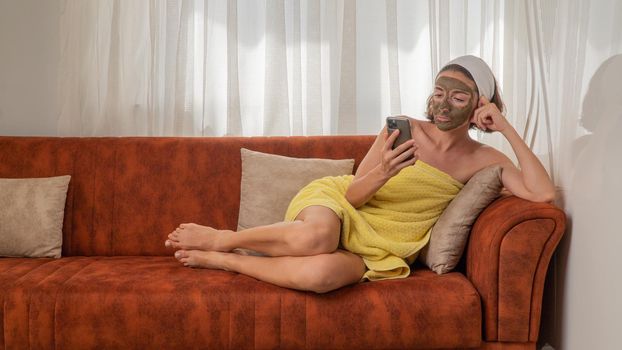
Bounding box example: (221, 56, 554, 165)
(164, 55, 556, 293)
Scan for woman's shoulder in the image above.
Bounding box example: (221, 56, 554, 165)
(449, 143, 510, 184)
(405, 117, 433, 136)
(471, 142, 514, 169)
(406, 116, 428, 128)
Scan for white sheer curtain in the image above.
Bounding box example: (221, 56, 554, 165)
(57, 0, 504, 137)
(56, 0, 622, 184)
(57, 0, 354, 136)
(55, 0, 505, 136)
(494, 0, 622, 188)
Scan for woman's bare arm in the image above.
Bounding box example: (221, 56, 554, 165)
(345, 126, 417, 208)
(472, 97, 556, 202)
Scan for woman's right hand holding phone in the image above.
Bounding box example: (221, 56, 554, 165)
(344, 126, 418, 208)
(378, 129, 418, 180)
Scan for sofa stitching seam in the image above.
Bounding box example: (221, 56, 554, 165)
(110, 142, 118, 255)
(29, 259, 76, 348)
(68, 139, 78, 256)
(53, 257, 101, 349)
(90, 141, 98, 256)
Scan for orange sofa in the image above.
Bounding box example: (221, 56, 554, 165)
(0, 136, 565, 350)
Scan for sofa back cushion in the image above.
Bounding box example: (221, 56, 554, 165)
(0, 136, 373, 256)
(0, 175, 71, 258)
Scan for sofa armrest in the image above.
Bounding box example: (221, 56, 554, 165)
(466, 195, 566, 343)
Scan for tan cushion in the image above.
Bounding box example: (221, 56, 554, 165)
(418, 165, 503, 274)
(237, 148, 354, 232)
(0, 175, 71, 258)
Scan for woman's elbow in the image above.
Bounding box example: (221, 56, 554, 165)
(530, 191, 556, 203)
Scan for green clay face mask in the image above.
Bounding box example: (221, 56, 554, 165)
(431, 76, 476, 131)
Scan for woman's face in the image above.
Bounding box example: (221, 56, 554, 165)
(430, 70, 479, 131)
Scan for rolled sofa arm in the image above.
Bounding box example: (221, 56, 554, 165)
(466, 195, 566, 343)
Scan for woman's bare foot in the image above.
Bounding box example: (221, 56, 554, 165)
(164, 223, 234, 251)
(174, 249, 231, 270)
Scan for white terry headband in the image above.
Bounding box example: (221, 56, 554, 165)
(444, 55, 495, 101)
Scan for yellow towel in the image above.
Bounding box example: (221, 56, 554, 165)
(283, 160, 464, 282)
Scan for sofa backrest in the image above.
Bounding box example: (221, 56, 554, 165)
(0, 136, 375, 256)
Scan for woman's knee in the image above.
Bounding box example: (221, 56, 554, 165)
(288, 213, 341, 255)
(294, 256, 338, 293)
(296, 251, 365, 294)
(286, 208, 341, 255)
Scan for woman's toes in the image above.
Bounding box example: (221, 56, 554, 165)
(165, 240, 181, 249)
(174, 250, 188, 260)
(178, 254, 196, 268)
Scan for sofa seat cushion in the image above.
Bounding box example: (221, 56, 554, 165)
(1, 256, 481, 349)
(1, 257, 101, 349)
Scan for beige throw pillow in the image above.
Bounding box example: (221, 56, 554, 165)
(418, 165, 503, 274)
(0, 175, 71, 258)
(237, 148, 355, 232)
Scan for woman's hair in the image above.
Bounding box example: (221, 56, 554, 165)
(425, 64, 505, 133)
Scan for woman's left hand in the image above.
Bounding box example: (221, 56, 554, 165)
(471, 96, 511, 133)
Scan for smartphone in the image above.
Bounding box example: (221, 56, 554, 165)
(386, 116, 414, 160)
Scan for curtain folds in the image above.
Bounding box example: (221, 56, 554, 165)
(263, 0, 289, 136)
(226, 0, 242, 135)
(57, 0, 622, 186)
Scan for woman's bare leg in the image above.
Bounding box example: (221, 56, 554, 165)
(174, 248, 366, 293)
(165, 206, 342, 257)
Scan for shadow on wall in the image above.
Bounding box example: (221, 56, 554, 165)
(552, 54, 622, 350)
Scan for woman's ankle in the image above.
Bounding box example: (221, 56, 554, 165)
(221, 252, 241, 272)
(217, 229, 246, 251)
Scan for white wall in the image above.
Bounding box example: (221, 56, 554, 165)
(541, 53, 622, 350)
(0, 0, 61, 136)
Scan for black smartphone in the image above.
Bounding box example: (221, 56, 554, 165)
(386, 116, 414, 160)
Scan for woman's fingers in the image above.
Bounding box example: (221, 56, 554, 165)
(476, 114, 487, 131)
(379, 127, 419, 178)
(391, 138, 415, 155)
(390, 145, 417, 169)
(473, 98, 508, 132)
(394, 154, 419, 173)
(382, 130, 414, 162)
(391, 146, 415, 164)
(473, 106, 484, 130)
(474, 106, 486, 130)
(383, 129, 400, 151)
(473, 105, 492, 131)
(388, 140, 416, 164)
(479, 96, 489, 107)
(381, 146, 417, 177)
